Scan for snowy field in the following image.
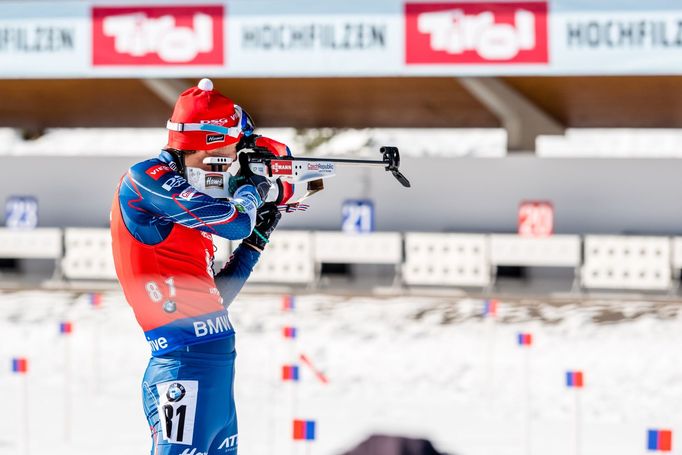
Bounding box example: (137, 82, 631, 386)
(0, 290, 681, 455)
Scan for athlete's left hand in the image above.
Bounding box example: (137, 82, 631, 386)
(243, 203, 281, 252)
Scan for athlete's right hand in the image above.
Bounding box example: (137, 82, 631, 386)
(233, 185, 264, 209)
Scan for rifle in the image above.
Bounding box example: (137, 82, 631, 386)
(240, 146, 411, 206)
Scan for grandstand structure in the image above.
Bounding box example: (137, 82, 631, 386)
(5, 76, 682, 151)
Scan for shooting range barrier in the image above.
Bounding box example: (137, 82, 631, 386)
(4, 228, 682, 292)
(243, 231, 316, 284)
(581, 236, 671, 290)
(402, 233, 491, 287)
(62, 228, 117, 280)
(313, 232, 403, 283)
(0, 227, 63, 279)
(671, 237, 682, 288)
(489, 234, 581, 287)
(0, 228, 62, 260)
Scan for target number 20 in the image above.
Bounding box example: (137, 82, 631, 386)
(518, 201, 554, 237)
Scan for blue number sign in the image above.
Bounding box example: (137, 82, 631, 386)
(5, 196, 38, 229)
(341, 199, 374, 233)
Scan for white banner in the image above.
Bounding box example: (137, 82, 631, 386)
(550, 4, 682, 75)
(0, 2, 90, 76)
(226, 2, 402, 76)
(2, 0, 682, 77)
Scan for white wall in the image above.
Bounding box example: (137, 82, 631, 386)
(2, 155, 682, 234)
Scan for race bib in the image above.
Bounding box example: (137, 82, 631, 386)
(156, 380, 199, 445)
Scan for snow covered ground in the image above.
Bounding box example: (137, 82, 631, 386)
(1, 290, 681, 455)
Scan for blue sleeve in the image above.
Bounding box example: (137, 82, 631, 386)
(120, 159, 259, 242)
(214, 244, 261, 307)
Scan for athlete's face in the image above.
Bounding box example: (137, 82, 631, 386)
(185, 143, 238, 171)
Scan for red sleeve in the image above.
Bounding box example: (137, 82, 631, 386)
(254, 136, 295, 204)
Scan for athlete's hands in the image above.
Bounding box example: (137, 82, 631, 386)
(243, 203, 282, 252)
(236, 152, 272, 202)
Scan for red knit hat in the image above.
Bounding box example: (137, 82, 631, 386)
(166, 78, 245, 151)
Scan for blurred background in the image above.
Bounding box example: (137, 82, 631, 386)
(2, 1, 682, 454)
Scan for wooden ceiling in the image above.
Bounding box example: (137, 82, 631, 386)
(1, 77, 681, 131)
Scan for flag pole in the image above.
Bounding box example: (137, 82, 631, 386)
(23, 372, 29, 455)
(268, 333, 275, 455)
(517, 333, 533, 455)
(12, 358, 30, 455)
(90, 294, 103, 394)
(65, 331, 72, 444)
(484, 300, 497, 410)
(574, 387, 581, 455)
(524, 346, 531, 455)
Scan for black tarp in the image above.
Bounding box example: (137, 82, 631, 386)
(340, 434, 448, 455)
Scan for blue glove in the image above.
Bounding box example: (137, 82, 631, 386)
(235, 152, 272, 203)
(233, 184, 264, 209)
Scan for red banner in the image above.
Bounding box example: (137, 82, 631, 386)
(405, 2, 548, 64)
(92, 5, 224, 66)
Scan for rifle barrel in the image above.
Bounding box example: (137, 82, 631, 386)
(288, 157, 387, 167)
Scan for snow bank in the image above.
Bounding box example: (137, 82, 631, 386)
(1, 291, 679, 455)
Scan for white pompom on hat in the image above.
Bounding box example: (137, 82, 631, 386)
(197, 78, 214, 91)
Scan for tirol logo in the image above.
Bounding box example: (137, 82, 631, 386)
(92, 5, 224, 66)
(205, 173, 224, 189)
(405, 2, 548, 64)
(206, 134, 225, 144)
(271, 160, 293, 176)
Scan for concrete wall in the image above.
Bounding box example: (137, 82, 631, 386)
(2, 155, 682, 235)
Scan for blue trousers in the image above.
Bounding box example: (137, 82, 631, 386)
(142, 338, 238, 455)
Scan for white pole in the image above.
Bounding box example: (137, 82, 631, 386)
(573, 389, 581, 455)
(524, 348, 532, 455)
(64, 334, 72, 444)
(92, 309, 102, 394)
(22, 374, 29, 455)
(485, 315, 496, 409)
(268, 338, 275, 455)
(291, 383, 299, 455)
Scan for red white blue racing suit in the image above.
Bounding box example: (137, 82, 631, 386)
(111, 146, 278, 455)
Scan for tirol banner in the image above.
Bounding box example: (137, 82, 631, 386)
(2, 0, 682, 77)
